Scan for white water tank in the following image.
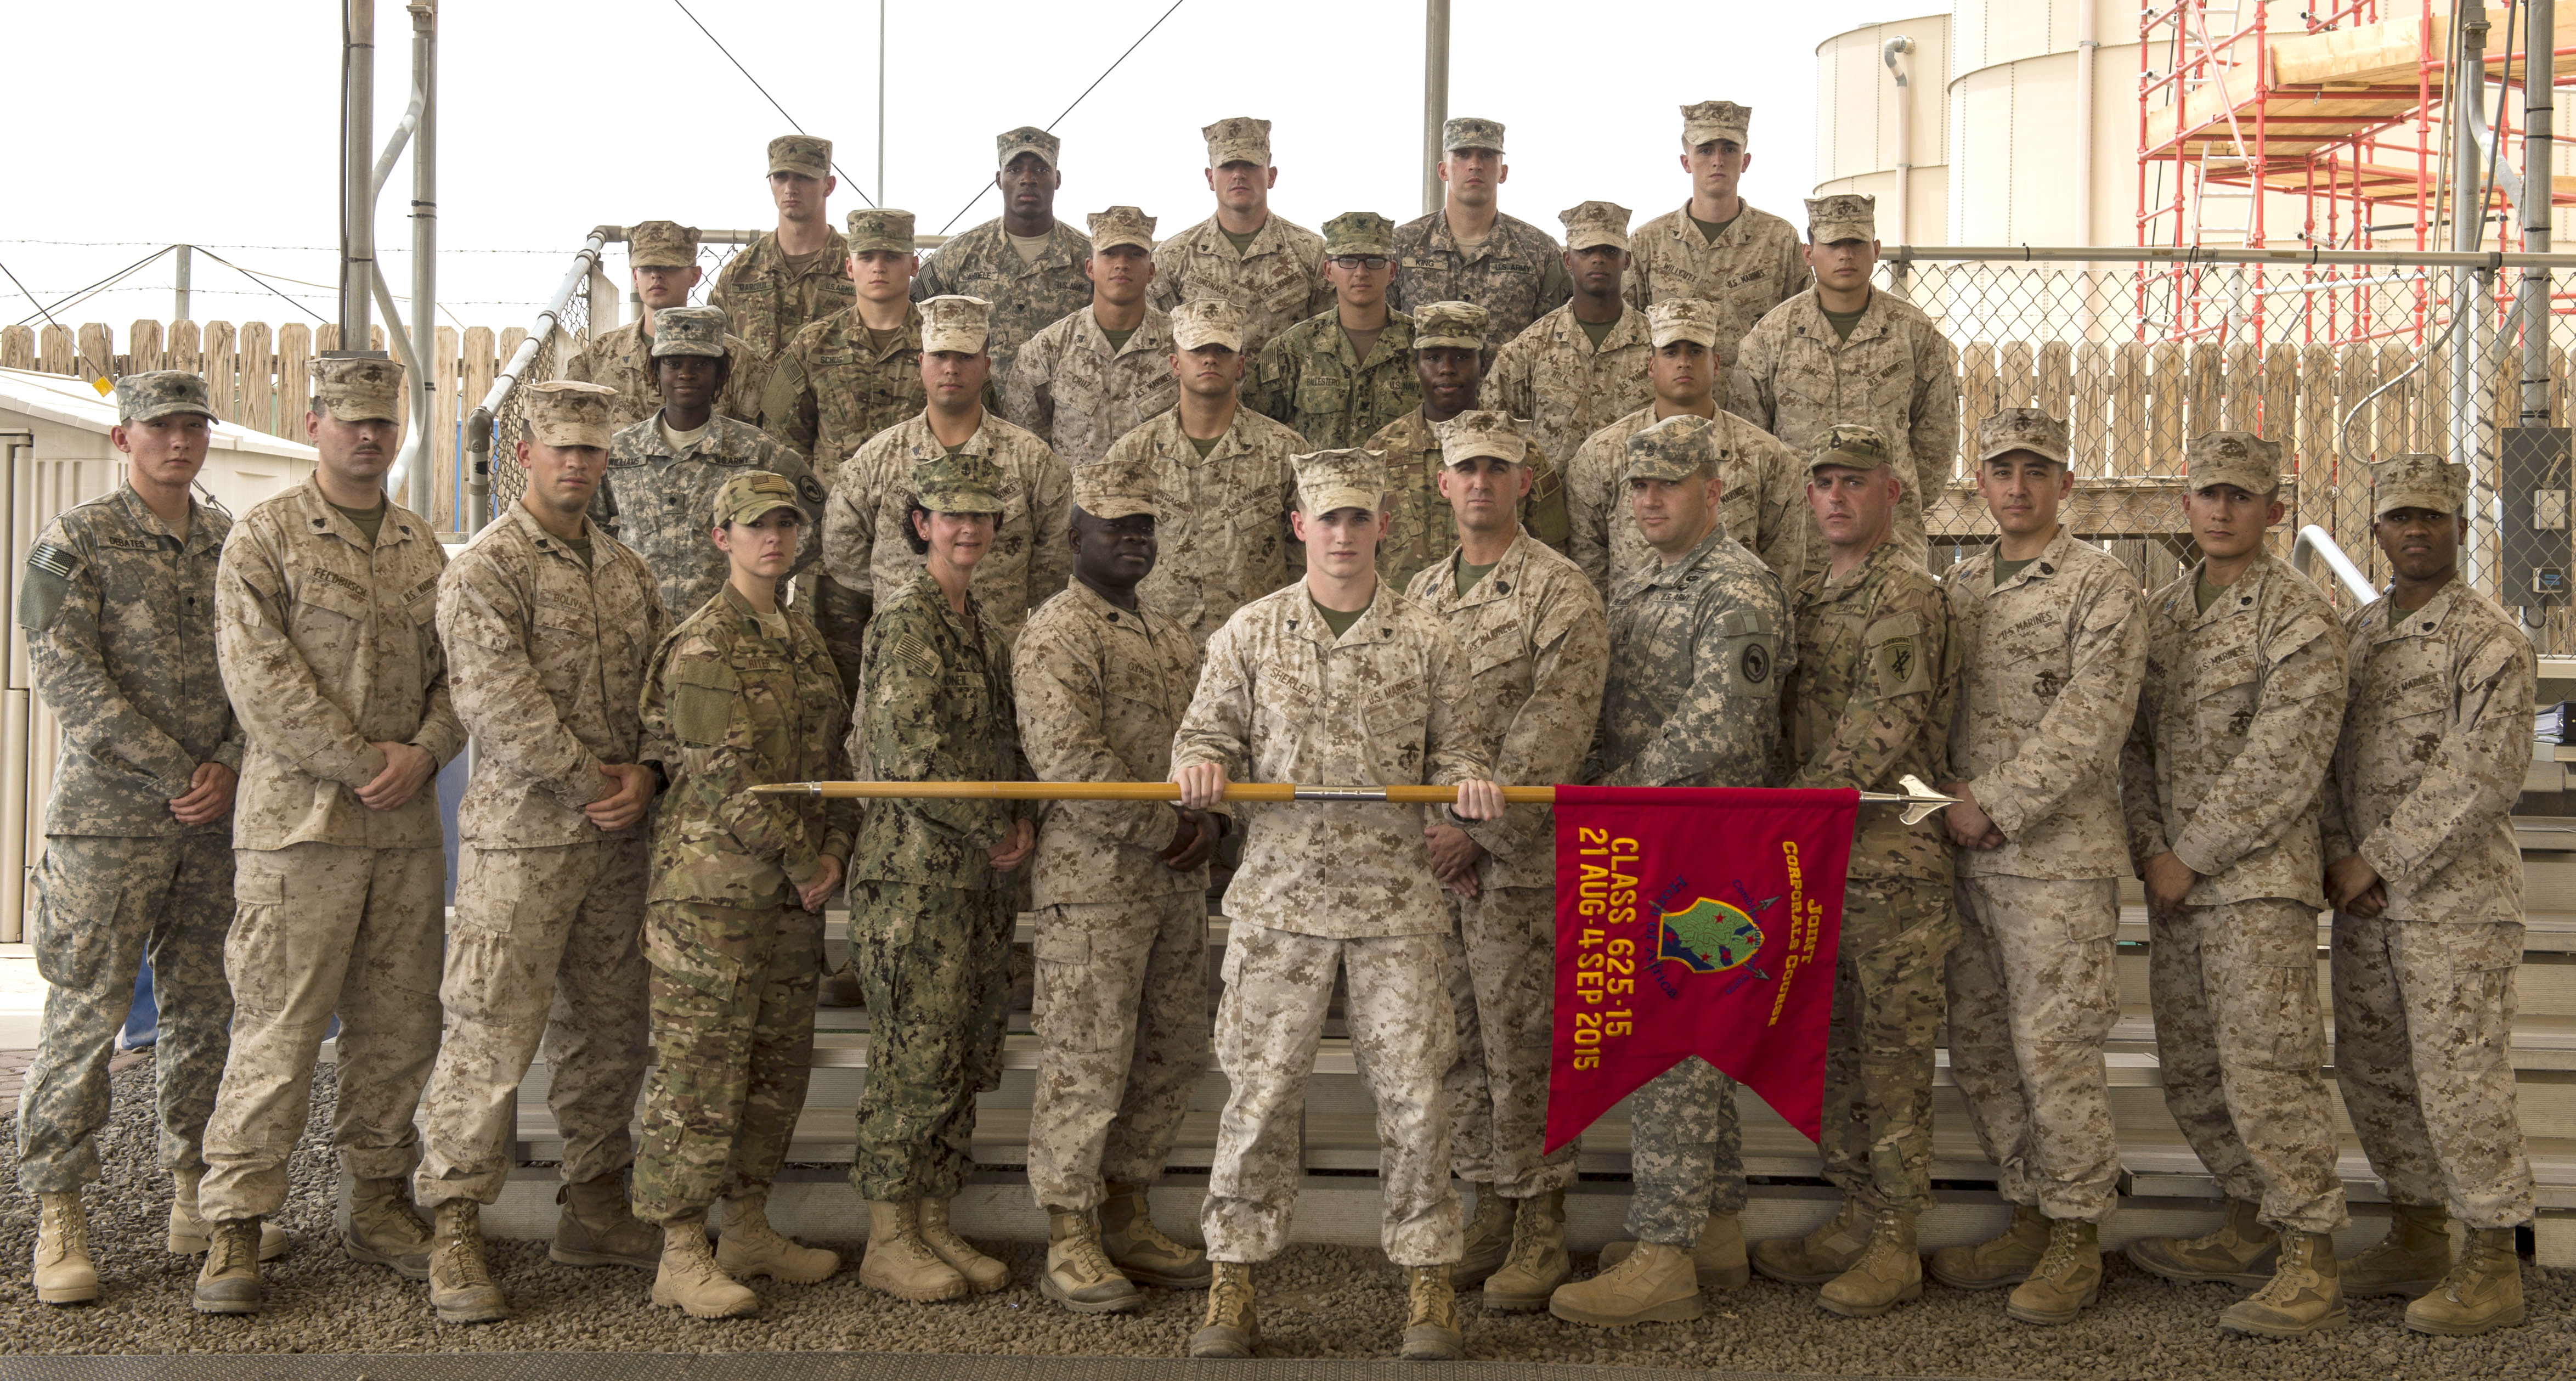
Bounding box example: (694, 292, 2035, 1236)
(1813, 14, 1952, 245)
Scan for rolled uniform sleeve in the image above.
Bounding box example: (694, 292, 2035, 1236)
(1171, 618, 1256, 779)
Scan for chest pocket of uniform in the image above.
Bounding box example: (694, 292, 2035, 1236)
(1365, 675, 1430, 780)
(1293, 373, 1348, 415)
(1864, 612, 1929, 697)
(671, 660, 738, 748)
(2190, 646, 2261, 745)
(291, 574, 374, 639)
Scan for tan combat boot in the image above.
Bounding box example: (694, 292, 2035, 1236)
(1927, 1202, 2049, 1290)
(1595, 1210, 1750, 1290)
(2004, 1217, 2102, 1326)
(426, 1199, 510, 1324)
(550, 1173, 658, 1269)
(32, 1191, 97, 1305)
(1400, 1263, 1465, 1360)
(2403, 1227, 2526, 1336)
(917, 1197, 1008, 1293)
(168, 1169, 287, 1261)
(1189, 1260, 1258, 1357)
(344, 1175, 433, 1281)
(1547, 1240, 1704, 1326)
(650, 1214, 758, 1318)
(2340, 1202, 2451, 1298)
(1450, 1185, 1513, 1289)
(1480, 1190, 1570, 1311)
(1752, 1197, 1869, 1286)
(1041, 1209, 1142, 1314)
(1817, 1209, 1921, 1318)
(191, 1217, 265, 1315)
(1100, 1181, 1210, 1288)
(2219, 1229, 2348, 1337)
(2123, 1198, 2277, 1286)
(858, 1199, 968, 1303)
(716, 1191, 840, 1283)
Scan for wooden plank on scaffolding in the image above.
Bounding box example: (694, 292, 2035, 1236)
(2151, 343, 2184, 474)
(433, 325, 460, 530)
(127, 319, 163, 374)
(276, 323, 313, 437)
(201, 322, 237, 425)
(236, 322, 274, 436)
(2074, 343, 2109, 477)
(1999, 342, 2036, 410)
(2114, 343, 2149, 476)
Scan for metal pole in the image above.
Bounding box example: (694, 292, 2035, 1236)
(1421, 0, 1449, 218)
(2523, 0, 2554, 427)
(408, 1, 436, 518)
(2450, 14, 2489, 493)
(172, 245, 192, 323)
(341, 0, 375, 351)
(878, 0, 888, 207)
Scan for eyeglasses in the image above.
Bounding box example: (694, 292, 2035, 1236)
(1329, 255, 1391, 271)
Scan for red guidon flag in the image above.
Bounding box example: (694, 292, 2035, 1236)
(1544, 786, 1857, 1151)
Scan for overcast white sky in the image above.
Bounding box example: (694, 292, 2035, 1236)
(2, 0, 1936, 338)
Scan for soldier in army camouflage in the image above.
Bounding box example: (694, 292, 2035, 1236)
(1249, 212, 1421, 449)
(195, 357, 466, 1315)
(759, 208, 934, 474)
(1363, 300, 1568, 594)
(2114, 431, 2352, 1338)
(2319, 454, 2537, 1338)
(1173, 447, 1504, 1363)
(1399, 412, 1608, 1314)
(409, 381, 669, 1326)
(1101, 297, 1312, 647)
(1745, 425, 1957, 1319)
(846, 450, 1037, 1306)
(632, 470, 855, 1320)
(709, 136, 856, 360)
(567, 220, 769, 431)
(1738, 194, 1959, 567)
(1017, 460, 1221, 1315)
(1563, 298, 1808, 591)
(594, 306, 828, 641)
(1149, 117, 1331, 361)
(1623, 102, 1809, 415)
(1389, 119, 1573, 346)
(1002, 206, 1179, 467)
(15, 371, 268, 1307)
(1488, 201, 1654, 470)
(911, 126, 1094, 381)
(1550, 415, 1788, 1330)
(1929, 409, 2145, 1328)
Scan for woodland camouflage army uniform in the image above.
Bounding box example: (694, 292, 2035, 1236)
(200, 359, 465, 1227)
(2118, 434, 2349, 1242)
(15, 373, 243, 1204)
(1173, 448, 1493, 1267)
(2323, 456, 2535, 1234)
(1566, 405, 1809, 593)
(1391, 121, 1572, 345)
(631, 475, 854, 1225)
(1249, 212, 1421, 449)
(1146, 117, 1331, 359)
(1363, 306, 1569, 594)
(1624, 105, 1807, 412)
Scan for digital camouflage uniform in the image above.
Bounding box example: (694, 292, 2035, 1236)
(1402, 529, 1607, 1198)
(821, 410, 1074, 647)
(1015, 576, 1211, 1212)
(1366, 406, 1569, 594)
(1621, 102, 1810, 385)
(1942, 517, 2146, 1225)
(566, 322, 770, 434)
(1148, 213, 1330, 362)
(758, 302, 929, 474)
(1103, 404, 1308, 647)
(911, 219, 1095, 382)
(1250, 309, 1420, 452)
(15, 465, 242, 1194)
(709, 228, 856, 363)
(633, 573, 854, 1224)
(202, 453, 465, 1223)
(1590, 514, 1788, 1245)
(1566, 405, 1809, 593)
(2321, 465, 2534, 1230)
(1390, 211, 1574, 348)
(414, 492, 670, 1210)
(1488, 302, 1654, 476)
(1001, 305, 1180, 469)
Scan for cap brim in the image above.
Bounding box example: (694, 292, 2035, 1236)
(123, 403, 218, 424)
(651, 345, 727, 359)
(2375, 491, 2460, 517)
(921, 491, 1005, 515)
(1414, 334, 1485, 352)
(1648, 329, 1718, 348)
(1301, 485, 1381, 515)
(1975, 442, 2068, 464)
(1092, 237, 1154, 254)
(1173, 330, 1244, 353)
(1078, 498, 1156, 520)
(1565, 233, 1629, 252)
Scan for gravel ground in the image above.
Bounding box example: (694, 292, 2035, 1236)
(0, 1058, 2566, 1380)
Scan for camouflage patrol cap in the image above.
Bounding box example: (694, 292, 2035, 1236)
(1561, 200, 1634, 252)
(1412, 300, 1489, 352)
(2370, 452, 2468, 517)
(913, 450, 1007, 515)
(2185, 431, 2283, 495)
(1680, 100, 1752, 148)
(846, 208, 917, 255)
(1436, 409, 1528, 467)
(1625, 414, 1718, 482)
(1807, 424, 1893, 474)
(1292, 447, 1387, 516)
(998, 126, 1060, 170)
(1645, 297, 1718, 348)
(1087, 206, 1157, 254)
(767, 134, 831, 178)
(1204, 116, 1273, 168)
(1806, 194, 1877, 244)
(920, 295, 993, 354)
(626, 220, 699, 269)
(1974, 408, 2071, 465)
(114, 370, 216, 425)
(311, 356, 404, 422)
(525, 379, 617, 450)
(1443, 116, 1505, 154)
(711, 470, 804, 527)
(1322, 212, 1398, 257)
(1070, 456, 1157, 521)
(1171, 298, 1247, 353)
(649, 305, 729, 359)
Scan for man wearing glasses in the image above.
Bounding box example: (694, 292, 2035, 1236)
(1249, 213, 1421, 449)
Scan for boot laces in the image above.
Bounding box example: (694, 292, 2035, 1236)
(1121, 1211, 1191, 1258)
(1501, 1215, 1556, 1273)
(2036, 1220, 2089, 1280)
(39, 1197, 86, 1255)
(1206, 1266, 1253, 1324)
(1408, 1266, 1455, 1325)
(207, 1221, 256, 1274)
(442, 1224, 496, 1289)
(1059, 1222, 1120, 1281)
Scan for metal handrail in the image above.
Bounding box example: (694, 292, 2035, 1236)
(1882, 244, 2576, 270)
(2293, 524, 2379, 605)
(460, 224, 610, 535)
